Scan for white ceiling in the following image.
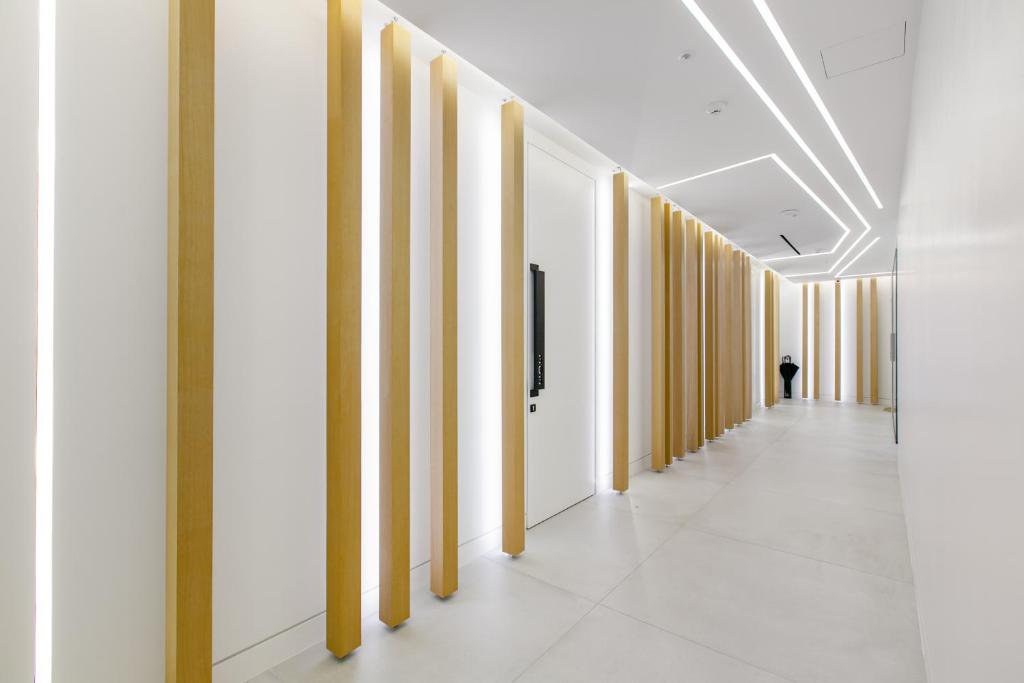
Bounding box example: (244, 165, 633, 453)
(385, 0, 922, 280)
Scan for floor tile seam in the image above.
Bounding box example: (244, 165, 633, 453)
(508, 601, 602, 683)
(480, 552, 603, 606)
(679, 524, 915, 586)
(597, 602, 800, 683)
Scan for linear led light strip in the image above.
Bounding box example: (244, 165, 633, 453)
(37, 0, 55, 680)
(658, 153, 849, 261)
(788, 236, 881, 278)
(752, 0, 883, 209)
(679, 0, 873, 274)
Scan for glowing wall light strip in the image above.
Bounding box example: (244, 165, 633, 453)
(36, 0, 55, 680)
(752, 0, 884, 209)
(658, 153, 850, 261)
(835, 236, 880, 277)
(679, 0, 873, 238)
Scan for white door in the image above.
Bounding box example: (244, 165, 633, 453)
(525, 142, 596, 527)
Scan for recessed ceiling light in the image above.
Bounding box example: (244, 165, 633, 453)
(751, 0, 884, 209)
(705, 100, 728, 115)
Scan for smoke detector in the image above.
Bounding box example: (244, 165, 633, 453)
(678, 50, 695, 62)
(705, 100, 728, 116)
(780, 208, 799, 219)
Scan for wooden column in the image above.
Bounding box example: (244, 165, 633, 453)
(650, 196, 667, 470)
(763, 271, 773, 408)
(870, 277, 879, 405)
(834, 279, 841, 401)
(856, 279, 864, 404)
(685, 219, 701, 451)
(167, 0, 214, 678)
(708, 229, 716, 432)
(715, 236, 724, 435)
(501, 100, 525, 555)
(733, 250, 743, 425)
(670, 211, 684, 459)
(326, 0, 362, 657)
(379, 22, 411, 628)
(612, 172, 629, 491)
(813, 283, 821, 400)
(743, 255, 752, 421)
(801, 284, 808, 399)
(774, 275, 780, 403)
(662, 203, 672, 464)
(429, 54, 458, 598)
(696, 223, 705, 446)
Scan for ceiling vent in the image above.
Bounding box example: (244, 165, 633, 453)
(821, 22, 907, 79)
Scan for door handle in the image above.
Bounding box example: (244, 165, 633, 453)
(530, 263, 545, 397)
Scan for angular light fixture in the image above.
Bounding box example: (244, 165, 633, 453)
(835, 236, 881, 276)
(752, 0, 884, 209)
(678, 0, 872, 271)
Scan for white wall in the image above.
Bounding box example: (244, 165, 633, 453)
(897, 0, 1024, 681)
(626, 190, 652, 469)
(778, 278, 803, 399)
(53, 1, 168, 681)
(0, 1, 37, 679)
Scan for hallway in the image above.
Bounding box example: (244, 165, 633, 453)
(257, 402, 923, 683)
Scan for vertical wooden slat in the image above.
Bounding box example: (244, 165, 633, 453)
(703, 231, 715, 437)
(429, 54, 458, 598)
(870, 277, 879, 405)
(326, 0, 362, 656)
(801, 283, 808, 399)
(856, 279, 864, 404)
(733, 249, 742, 425)
(743, 255, 752, 420)
(662, 203, 673, 464)
(696, 224, 705, 446)
(715, 236, 724, 435)
(650, 196, 667, 470)
(685, 219, 700, 451)
(763, 271, 771, 408)
(770, 274, 778, 403)
(379, 22, 411, 628)
(611, 172, 629, 491)
(834, 279, 841, 401)
(670, 211, 684, 459)
(813, 283, 821, 400)
(166, 0, 214, 678)
(501, 100, 525, 555)
(723, 244, 734, 428)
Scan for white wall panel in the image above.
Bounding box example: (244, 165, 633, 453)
(53, 0, 167, 680)
(0, 1, 38, 679)
(898, 2, 1024, 680)
(627, 190, 652, 466)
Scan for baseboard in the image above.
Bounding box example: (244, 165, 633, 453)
(212, 528, 502, 682)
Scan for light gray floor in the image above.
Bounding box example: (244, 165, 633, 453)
(254, 401, 924, 683)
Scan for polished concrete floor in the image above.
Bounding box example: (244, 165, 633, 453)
(254, 401, 924, 683)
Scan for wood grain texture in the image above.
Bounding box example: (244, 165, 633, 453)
(834, 280, 841, 401)
(743, 255, 752, 421)
(695, 223, 705, 446)
(856, 279, 864, 404)
(379, 22, 411, 627)
(763, 271, 773, 408)
(813, 283, 821, 400)
(612, 172, 629, 491)
(801, 283, 808, 399)
(733, 250, 743, 424)
(670, 211, 684, 459)
(501, 100, 525, 554)
(774, 275, 780, 404)
(429, 54, 458, 597)
(662, 203, 673, 464)
(870, 277, 879, 405)
(326, 0, 362, 656)
(685, 219, 701, 451)
(723, 244, 734, 428)
(167, 0, 214, 678)
(704, 231, 716, 435)
(650, 196, 667, 470)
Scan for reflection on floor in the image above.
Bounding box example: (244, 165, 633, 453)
(254, 401, 924, 683)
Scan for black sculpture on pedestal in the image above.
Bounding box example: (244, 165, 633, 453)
(779, 355, 799, 399)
